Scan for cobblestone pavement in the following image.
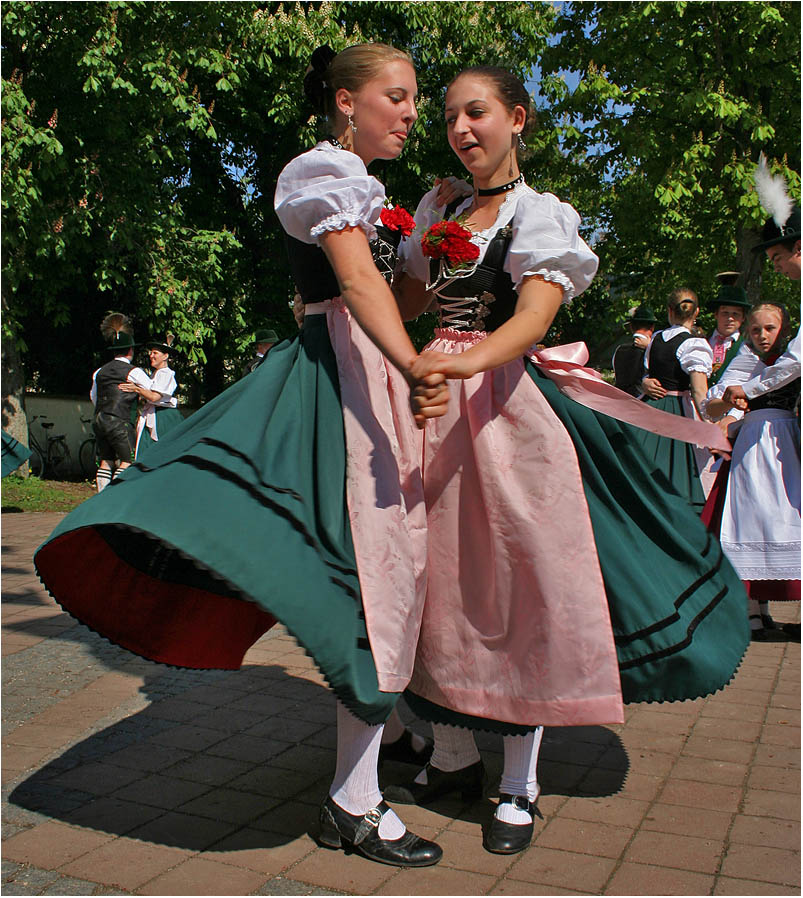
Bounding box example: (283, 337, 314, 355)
(2, 512, 800, 896)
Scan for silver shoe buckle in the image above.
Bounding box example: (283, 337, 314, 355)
(353, 806, 383, 845)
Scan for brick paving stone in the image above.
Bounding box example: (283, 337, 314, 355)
(671, 755, 749, 786)
(681, 734, 756, 764)
(103, 742, 193, 772)
(176, 786, 269, 826)
(720, 843, 801, 887)
(508, 845, 616, 892)
(747, 763, 801, 793)
(729, 813, 801, 850)
(535, 816, 633, 859)
(253, 875, 347, 895)
(742, 787, 801, 820)
(489, 881, 589, 895)
(641, 802, 733, 840)
(125, 810, 240, 851)
(375, 864, 495, 895)
(433, 829, 517, 874)
(111, 772, 211, 810)
(206, 733, 290, 764)
(205, 829, 317, 874)
(624, 829, 724, 874)
(693, 716, 764, 742)
(605, 862, 714, 895)
(753, 743, 801, 768)
(289, 846, 398, 894)
(560, 795, 649, 828)
(1, 821, 114, 869)
(761, 723, 801, 747)
(700, 699, 768, 722)
(658, 778, 742, 812)
(59, 837, 192, 890)
(163, 753, 254, 787)
(714, 876, 802, 895)
(137, 855, 268, 895)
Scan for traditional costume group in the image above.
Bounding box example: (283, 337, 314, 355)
(34, 58, 798, 863)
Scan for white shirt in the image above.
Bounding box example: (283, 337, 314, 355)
(400, 183, 599, 302)
(129, 366, 178, 440)
(274, 142, 385, 245)
(644, 325, 713, 376)
(742, 327, 801, 398)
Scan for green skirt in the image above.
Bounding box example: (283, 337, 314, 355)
(34, 315, 400, 724)
(404, 365, 748, 733)
(136, 407, 186, 461)
(2, 430, 31, 477)
(632, 395, 706, 513)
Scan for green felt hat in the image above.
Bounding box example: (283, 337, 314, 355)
(254, 328, 278, 344)
(628, 304, 658, 324)
(706, 272, 751, 311)
(146, 333, 178, 354)
(104, 332, 138, 352)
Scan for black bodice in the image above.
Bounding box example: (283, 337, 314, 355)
(428, 222, 517, 332)
(647, 331, 694, 391)
(747, 377, 800, 413)
(286, 224, 402, 304)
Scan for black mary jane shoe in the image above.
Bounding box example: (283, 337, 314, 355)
(751, 627, 790, 642)
(378, 730, 434, 768)
(781, 622, 801, 642)
(383, 760, 485, 806)
(483, 793, 541, 855)
(761, 613, 781, 630)
(318, 796, 442, 867)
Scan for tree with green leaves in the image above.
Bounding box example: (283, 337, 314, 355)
(536, 0, 800, 357)
(2, 0, 554, 433)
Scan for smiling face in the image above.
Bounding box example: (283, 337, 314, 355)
(444, 74, 526, 185)
(748, 306, 785, 356)
(714, 305, 745, 338)
(766, 240, 802, 280)
(149, 348, 169, 370)
(337, 60, 418, 165)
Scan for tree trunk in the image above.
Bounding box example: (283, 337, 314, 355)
(736, 224, 763, 304)
(1, 298, 28, 438)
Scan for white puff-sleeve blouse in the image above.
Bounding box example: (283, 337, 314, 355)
(274, 142, 386, 245)
(400, 183, 599, 302)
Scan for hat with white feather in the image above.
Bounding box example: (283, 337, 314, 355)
(752, 153, 801, 252)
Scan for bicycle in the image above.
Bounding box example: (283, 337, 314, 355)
(78, 415, 98, 479)
(27, 415, 72, 479)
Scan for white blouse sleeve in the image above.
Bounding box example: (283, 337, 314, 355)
(701, 343, 759, 420)
(505, 191, 599, 302)
(151, 368, 178, 408)
(274, 144, 385, 245)
(126, 367, 152, 389)
(743, 327, 801, 397)
(677, 337, 713, 375)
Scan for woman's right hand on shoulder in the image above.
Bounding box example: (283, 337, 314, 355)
(434, 176, 472, 207)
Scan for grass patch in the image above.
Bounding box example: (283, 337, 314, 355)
(2, 475, 95, 513)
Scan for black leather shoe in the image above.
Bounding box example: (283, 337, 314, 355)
(318, 796, 442, 867)
(378, 730, 434, 767)
(781, 622, 801, 641)
(483, 793, 540, 855)
(383, 760, 484, 805)
(751, 627, 790, 642)
(761, 613, 781, 630)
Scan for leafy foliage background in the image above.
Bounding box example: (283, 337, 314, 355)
(2, 1, 799, 407)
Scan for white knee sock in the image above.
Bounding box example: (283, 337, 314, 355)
(496, 727, 544, 824)
(96, 468, 112, 492)
(330, 702, 405, 839)
(414, 723, 480, 784)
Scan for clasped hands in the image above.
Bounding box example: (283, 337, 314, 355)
(408, 351, 476, 429)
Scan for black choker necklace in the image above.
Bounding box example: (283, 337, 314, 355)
(476, 173, 524, 196)
(326, 135, 345, 150)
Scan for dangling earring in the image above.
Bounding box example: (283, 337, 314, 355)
(517, 133, 526, 151)
(508, 146, 515, 178)
(348, 113, 357, 133)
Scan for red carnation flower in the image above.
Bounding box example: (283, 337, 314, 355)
(421, 218, 478, 268)
(380, 204, 416, 238)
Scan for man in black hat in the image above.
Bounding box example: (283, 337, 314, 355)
(90, 314, 145, 491)
(612, 304, 657, 396)
(722, 205, 801, 409)
(242, 328, 279, 377)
